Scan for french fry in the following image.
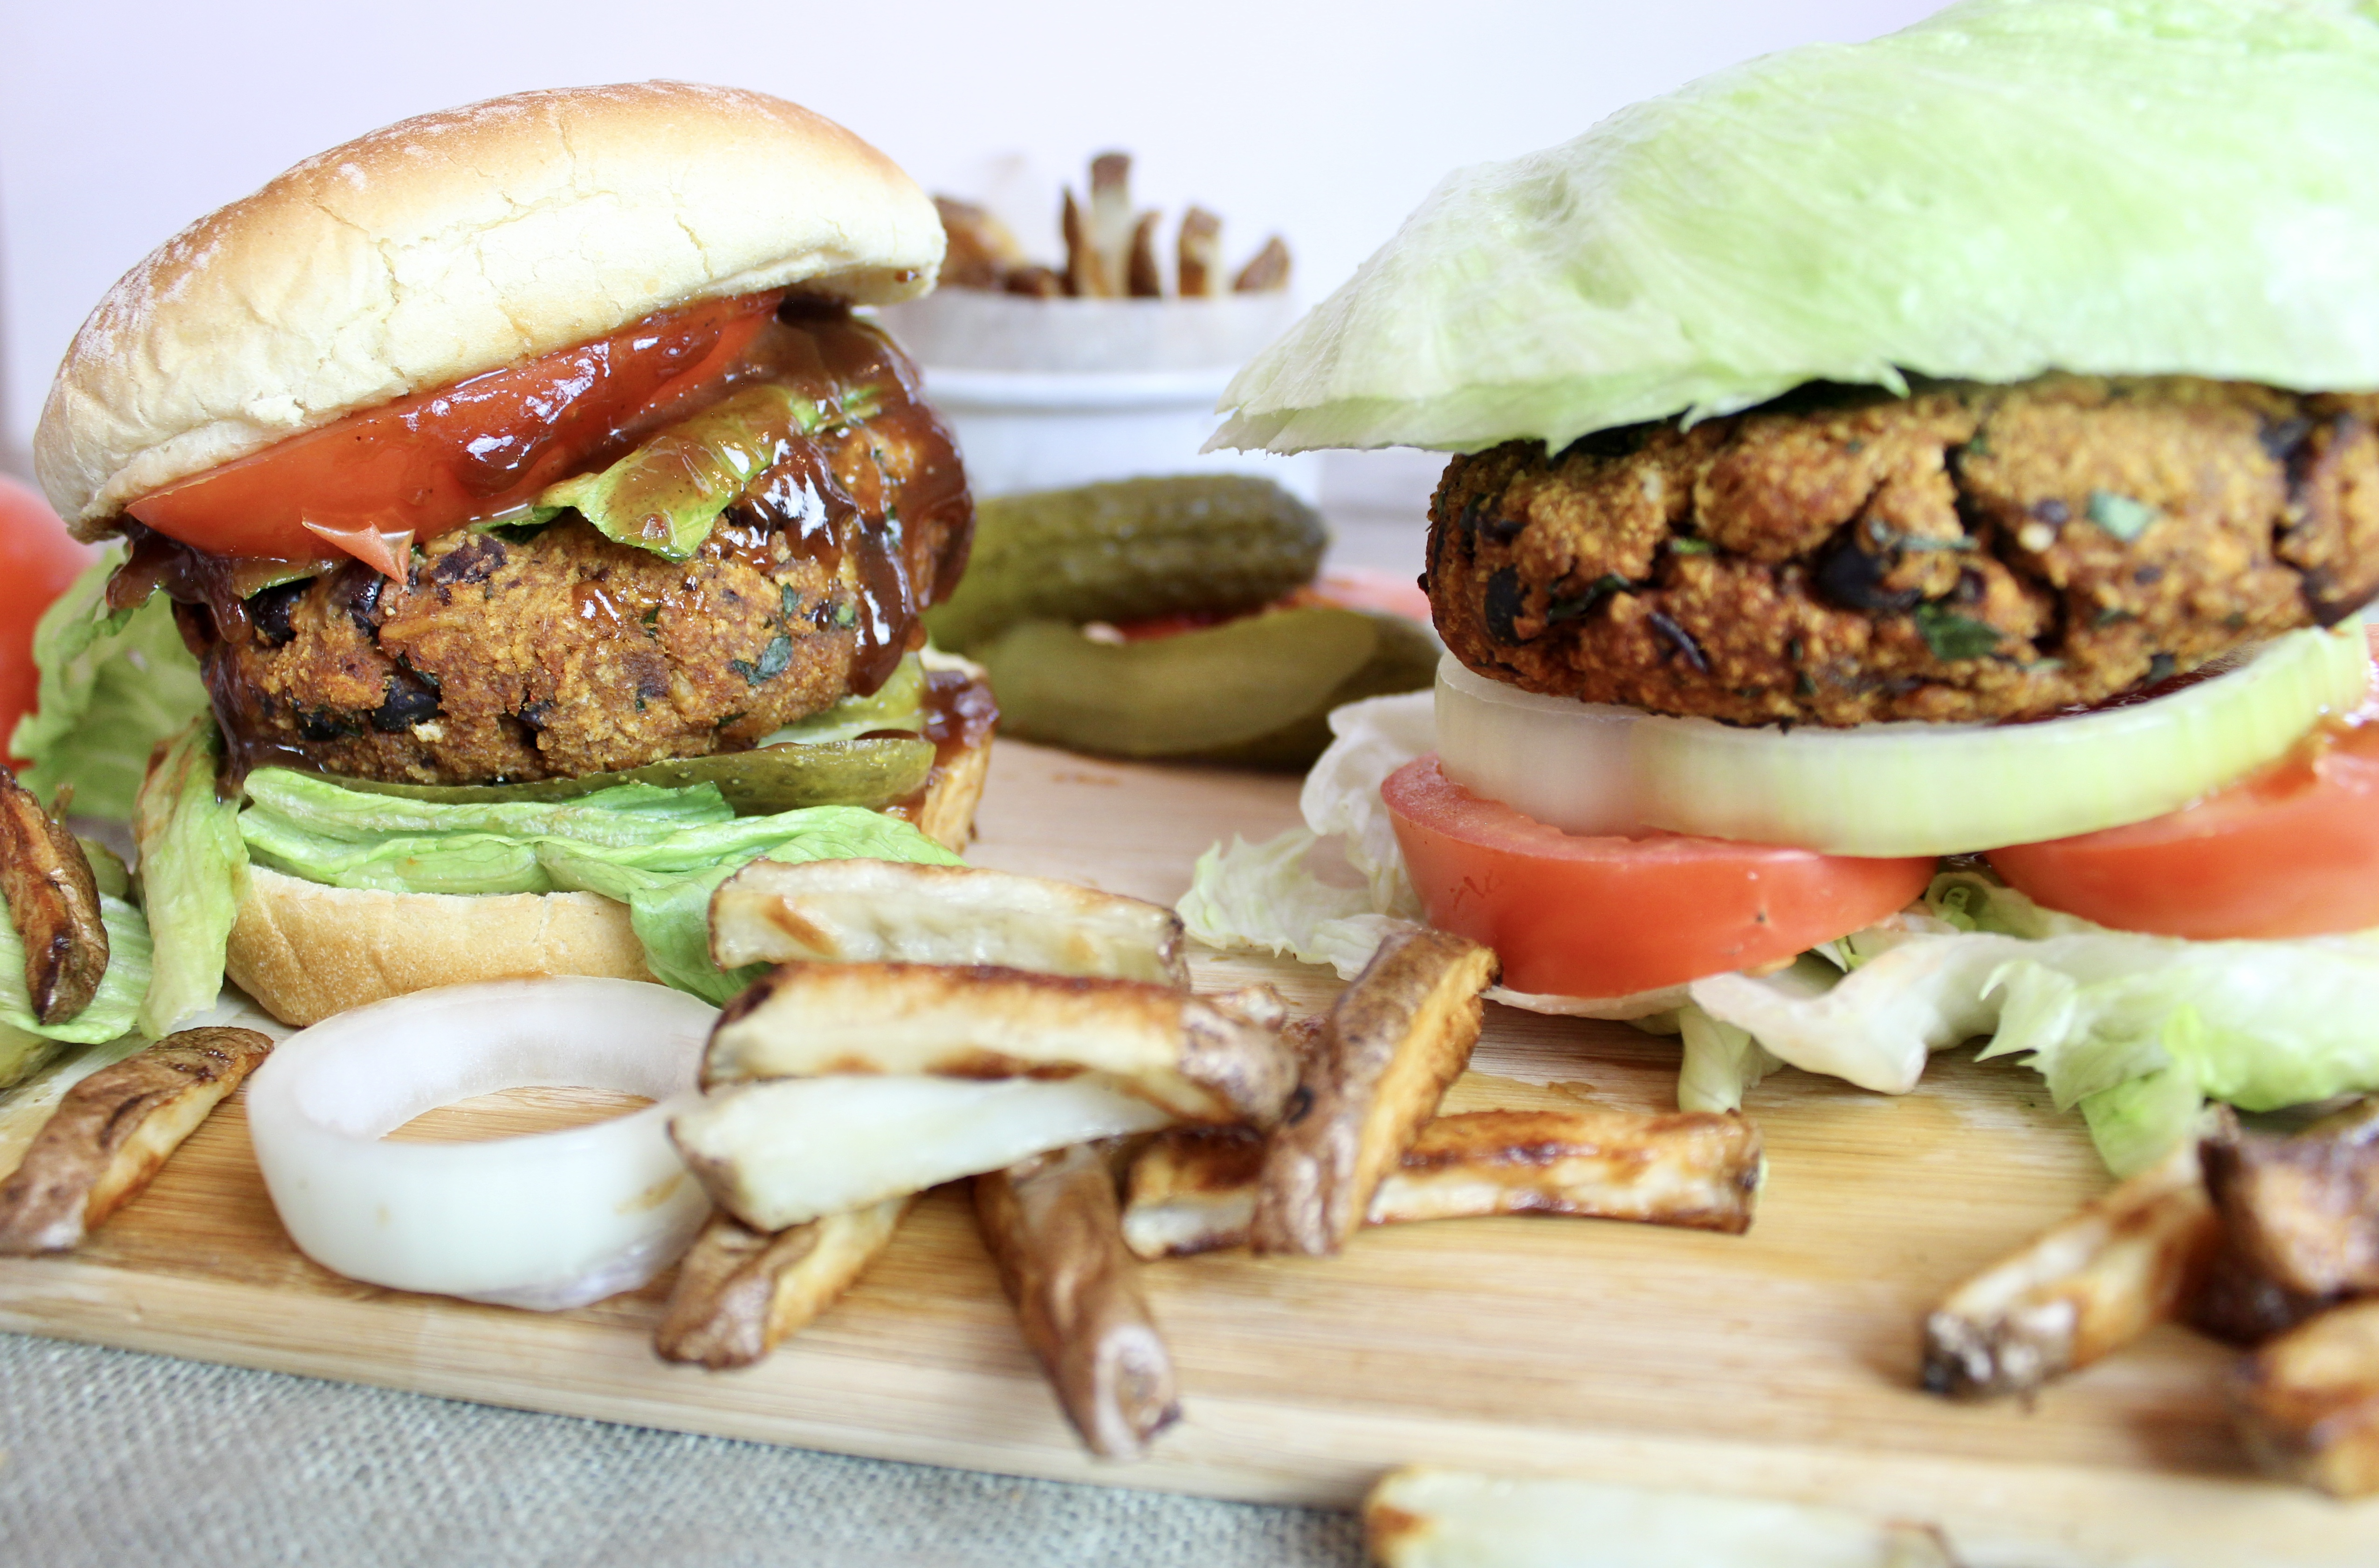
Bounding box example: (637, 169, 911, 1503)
(703, 963, 1295, 1125)
(671, 1073, 1170, 1232)
(975, 1142, 1179, 1459)
(0, 767, 107, 1025)
(1122, 1107, 1761, 1259)
(2232, 1297, 2379, 1498)
(1177, 207, 1222, 298)
(2189, 1231, 2342, 1347)
(654, 1197, 910, 1369)
(1232, 235, 1292, 294)
(1379, 1107, 1761, 1233)
(708, 858, 1188, 985)
(1082, 151, 1136, 298)
(0, 1028, 273, 1253)
(1003, 265, 1065, 299)
(1250, 928, 1496, 1256)
(1121, 1125, 1264, 1259)
(931, 196, 1023, 290)
(1061, 187, 1094, 298)
(1126, 212, 1164, 298)
(2203, 1098, 2379, 1298)
(1365, 1467, 1956, 1568)
(1920, 1137, 2219, 1399)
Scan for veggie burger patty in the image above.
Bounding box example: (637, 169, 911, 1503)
(1428, 374, 2379, 725)
(117, 308, 971, 787)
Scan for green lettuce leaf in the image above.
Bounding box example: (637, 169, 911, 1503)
(241, 763, 962, 1002)
(539, 383, 873, 560)
(1214, 0, 2379, 454)
(132, 718, 246, 1036)
(242, 770, 732, 846)
(13, 552, 209, 820)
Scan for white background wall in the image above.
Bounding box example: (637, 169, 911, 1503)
(0, 0, 1941, 482)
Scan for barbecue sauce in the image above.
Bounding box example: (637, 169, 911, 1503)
(111, 299, 974, 776)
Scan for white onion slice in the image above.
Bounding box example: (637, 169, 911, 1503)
(245, 977, 714, 1311)
(1435, 623, 2372, 856)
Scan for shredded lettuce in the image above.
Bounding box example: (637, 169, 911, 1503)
(1675, 1007, 1781, 1115)
(1178, 690, 1430, 978)
(14, 552, 209, 820)
(131, 718, 247, 1036)
(1213, 0, 2379, 454)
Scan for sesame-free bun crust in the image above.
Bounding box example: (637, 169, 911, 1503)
(36, 81, 945, 535)
(224, 689, 994, 1025)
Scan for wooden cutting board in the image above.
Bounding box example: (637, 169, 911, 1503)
(3, 739, 2374, 1567)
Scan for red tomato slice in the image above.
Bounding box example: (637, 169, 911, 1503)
(0, 478, 102, 768)
(1988, 716, 2379, 939)
(1383, 755, 1935, 997)
(126, 292, 781, 562)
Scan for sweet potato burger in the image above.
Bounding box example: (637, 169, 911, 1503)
(23, 83, 995, 1029)
(1192, 0, 2379, 1171)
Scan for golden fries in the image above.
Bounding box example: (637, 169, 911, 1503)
(976, 1141, 1179, 1458)
(1250, 928, 1496, 1256)
(1177, 206, 1222, 297)
(2232, 1298, 2379, 1498)
(0, 1027, 272, 1253)
(654, 1197, 909, 1370)
(1122, 1107, 1761, 1259)
(704, 963, 1294, 1125)
(1366, 1467, 1955, 1568)
(932, 156, 1290, 300)
(1921, 1138, 2218, 1399)
(2204, 1098, 2379, 1298)
(1232, 235, 1291, 293)
(708, 859, 1188, 985)
(0, 767, 107, 1025)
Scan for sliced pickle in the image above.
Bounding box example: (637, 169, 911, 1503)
(302, 736, 935, 816)
(924, 475, 1326, 652)
(981, 607, 1437, 768)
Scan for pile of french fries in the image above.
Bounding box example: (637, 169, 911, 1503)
(1921, 1099, 2379, 1497)
(935, 152, 1290, 300)
(662, 858, 1768, 1460)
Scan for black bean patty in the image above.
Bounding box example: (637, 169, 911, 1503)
(1427, 375, 2379, 725)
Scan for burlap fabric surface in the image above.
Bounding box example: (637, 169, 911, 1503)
(0, 1334, 1363, 1566)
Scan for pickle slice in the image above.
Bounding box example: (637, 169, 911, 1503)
(981, 607, 1437, 767)
(301, 736, 935, 816)
(925, 475, 1326, 651)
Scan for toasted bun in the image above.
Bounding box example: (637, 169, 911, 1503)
(37, 82, 944, 536)
(226, 688, 995, 1025)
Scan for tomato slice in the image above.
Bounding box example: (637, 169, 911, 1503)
(1988, 716, 2379, 939)
(126, 292, 782, 563)
(0, 477, 101, 768)
(1383, 755, 1935, 997)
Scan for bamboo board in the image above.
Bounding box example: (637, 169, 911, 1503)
(4, 739, 2377, 1567)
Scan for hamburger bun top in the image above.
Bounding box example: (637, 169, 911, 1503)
(36, 81, 945, 536)
(1211, 0, 2379, 458)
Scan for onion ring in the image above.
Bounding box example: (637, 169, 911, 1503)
(1436, 622, 2372, 856)
(245, 977, 713, 1310)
